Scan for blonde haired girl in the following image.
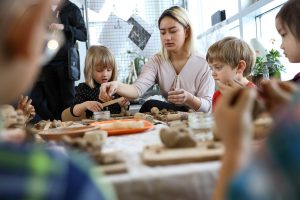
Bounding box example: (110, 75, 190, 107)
(84, 45, 117, 88)
(71, 45, 127, 118)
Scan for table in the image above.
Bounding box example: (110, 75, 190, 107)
(101, 124, 221, 200)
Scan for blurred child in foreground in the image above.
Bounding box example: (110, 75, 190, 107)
(0, 0, 115, 199)
(212, 1, 300, 199)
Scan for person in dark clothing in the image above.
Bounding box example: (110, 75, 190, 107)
(31, 0, 87, 120)
(30, 74, 55, 122)
(71, 83, 126, 118)
(70, 45, 129, 119)
(139, 100, 189, 113)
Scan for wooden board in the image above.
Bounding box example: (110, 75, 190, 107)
(92, 150, 127, 175)
(102, 97, 123, 107)
(91, 119, 154, 136)
(80, 116, 134, 125)
(93, 162, 127, 175)
(38, 126, 100, 141)
(142, 142, 224, 166)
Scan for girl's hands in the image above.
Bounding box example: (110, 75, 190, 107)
(17, 95, 35, 122)
(84, 101, 103, 112)
(167, 88, 190, 105)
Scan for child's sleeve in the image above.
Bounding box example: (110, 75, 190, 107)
(70, 83, 88, 117)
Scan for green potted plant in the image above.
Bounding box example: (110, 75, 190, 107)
(251, 48, 285, 82)
(125, 50, 160, 104)
(127, 51, 147, 74)
(125, 50, 148, 84)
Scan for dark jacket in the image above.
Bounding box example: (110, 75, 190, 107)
(53, 0, 87, 62)
(70, 83, 125, 118)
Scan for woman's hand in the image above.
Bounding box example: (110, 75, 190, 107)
(17, 95, 36, 122)
(99, 81, 119, 102)
(84, 101, 103, 112)
(167, 88, 190, 105)
(118, 97, 130, 108)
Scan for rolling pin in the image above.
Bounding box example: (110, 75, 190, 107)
(102, 97, 123, 107)
(166, 112, 189, 121)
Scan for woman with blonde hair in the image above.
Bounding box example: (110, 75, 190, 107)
(70, 45, 128, 118)
(100, 6, 214, 112)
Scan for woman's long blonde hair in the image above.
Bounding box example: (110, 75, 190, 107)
(158, 6, 196, 60)
(84, 45, 117, 88)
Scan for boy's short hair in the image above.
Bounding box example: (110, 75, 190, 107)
(84, 45, 117, 88)
(206, 36, 255, 76)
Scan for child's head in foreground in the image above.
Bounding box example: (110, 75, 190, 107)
(206, 36, 255, 84)
(84, 45, 117, 88)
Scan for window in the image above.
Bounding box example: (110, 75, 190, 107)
(195, 0, 300, 80)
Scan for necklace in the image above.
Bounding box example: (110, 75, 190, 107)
(174, 74, 180, 89)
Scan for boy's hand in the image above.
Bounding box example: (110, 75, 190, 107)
(84, 101, 103, 112)
(215, 88, 256, 149)
(216, 79, 242, 94)
(167, 88, 190, 105)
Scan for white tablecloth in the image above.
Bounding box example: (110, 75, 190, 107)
(102, 124, 221, 200)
